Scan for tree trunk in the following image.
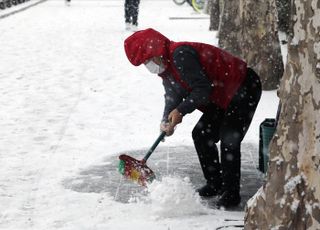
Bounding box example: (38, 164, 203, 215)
(218, 0, 283, 90)
(241, 0, 284, 90)
(245, 0, 320, 229)
(276, 0, 291, 34)
(218, 0, 242, 57)
(209, 0, 220, 31)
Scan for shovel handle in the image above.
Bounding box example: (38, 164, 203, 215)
(142, 131, 166, 162)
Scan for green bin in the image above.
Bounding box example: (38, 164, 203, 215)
(259, 118, 276, 173)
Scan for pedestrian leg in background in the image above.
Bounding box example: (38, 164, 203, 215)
(124, 0, 131, 30)
(130, 0, 140, 31)
(65, 0, 71, 6)
(124, 0, 141, 31)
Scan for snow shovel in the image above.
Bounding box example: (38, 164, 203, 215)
(118, 131, 166, 186)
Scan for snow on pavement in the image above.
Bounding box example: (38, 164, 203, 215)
(0, 0, 278, 229)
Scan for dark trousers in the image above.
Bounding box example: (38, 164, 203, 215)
(124, 0, 140, 25)
(192, 68, 262, 193)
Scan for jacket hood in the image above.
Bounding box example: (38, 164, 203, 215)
(124, 28, 170, 66)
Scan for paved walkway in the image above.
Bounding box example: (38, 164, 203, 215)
(64, 143, 266, 211)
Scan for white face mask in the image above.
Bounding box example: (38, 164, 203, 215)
(144, 60, 165, 74)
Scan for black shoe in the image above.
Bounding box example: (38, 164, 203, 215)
(196, 183, 222, 197)
(216, 191, 241, 208)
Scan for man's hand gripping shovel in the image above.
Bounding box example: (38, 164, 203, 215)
(118, 131, 166, 186)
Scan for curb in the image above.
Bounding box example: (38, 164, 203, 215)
(0, 0, 47, 19)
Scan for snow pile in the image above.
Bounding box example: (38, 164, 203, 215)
(284, 174, 305, 193)
(144, 176, 210, 217)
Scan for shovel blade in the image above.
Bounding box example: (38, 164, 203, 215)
(118, 154, 155, 186)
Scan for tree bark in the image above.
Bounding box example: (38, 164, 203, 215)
(218, 0, 284, 90)
(276, 0, 291, 34)
(241, 0, 284, 90)
(209, 0, 220, 31)
(245, 0, 320, 229)
(218, 0, 242, 57)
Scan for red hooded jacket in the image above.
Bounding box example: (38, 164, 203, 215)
(124, 28, 247, 110)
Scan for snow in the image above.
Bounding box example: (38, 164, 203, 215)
(133, 176, 209, 217)
(290, 199, 300, 212)
(0, 0, 280, 229)
(284, 174, 305, 194)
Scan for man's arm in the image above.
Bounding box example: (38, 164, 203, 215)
(162, 76, 184, 122)
(173, 45, 212, 115)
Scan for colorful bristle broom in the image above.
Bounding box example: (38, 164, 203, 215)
(118, 131, 166, 186)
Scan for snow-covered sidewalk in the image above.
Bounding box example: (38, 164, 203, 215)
(0, 0, 278, 229)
